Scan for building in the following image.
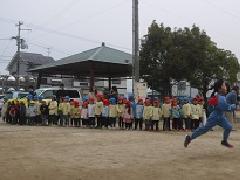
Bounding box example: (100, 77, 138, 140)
(7, 52, 54, 76)
(29, 43, 131, 95)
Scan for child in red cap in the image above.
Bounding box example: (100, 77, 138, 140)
(102, 99, 110, 128)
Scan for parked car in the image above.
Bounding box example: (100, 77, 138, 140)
(4, 91, 29, 100)
(35, 88, 82, 104)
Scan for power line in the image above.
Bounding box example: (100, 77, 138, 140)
(59, 0, 129, 29)
(38, 0, 82, 27)
(201, 0, 240, 22)
(26, 23, 131, 50)
(0, 16, 132, 51)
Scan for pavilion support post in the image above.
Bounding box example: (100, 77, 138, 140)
(89, 63, 95, 92)
(36, 72, 42, 89)
(108, 77, 112, 93)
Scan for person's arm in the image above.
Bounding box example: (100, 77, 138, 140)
(217, 96, 236, 111)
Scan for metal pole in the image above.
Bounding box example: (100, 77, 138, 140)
(16, 21, 23, 90)
(132, 0, 139, 95)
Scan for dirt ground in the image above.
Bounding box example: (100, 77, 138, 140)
(1, 122, 240, 180)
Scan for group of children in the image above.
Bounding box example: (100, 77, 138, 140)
(1, 94, 206, 132)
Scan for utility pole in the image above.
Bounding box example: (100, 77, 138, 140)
(16, 21, 23, 90)
(132, 0, 139, 95)
(12, 21, 31, 90)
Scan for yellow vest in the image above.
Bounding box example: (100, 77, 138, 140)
(59, 102, 70, 116)
(152, 107, 162, 120)
(95, 101, 103, 116)
(143, 106, 153, 120)
(74, 108, 81, 118)
(197, 104, 204, 118)
(162, 104, 171, 118)
(183, 103, 191, 118)
(116, 104, 124, 117)
(48, 101, 58, 115)
(191, 104, 199, 120)
(109, 105, 117, 118)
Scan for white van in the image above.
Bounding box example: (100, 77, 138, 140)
(35, 88, 82, 103)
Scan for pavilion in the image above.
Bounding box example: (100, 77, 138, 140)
(29, 42, 132, 91)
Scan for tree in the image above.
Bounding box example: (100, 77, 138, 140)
(140, 21, 239, 99)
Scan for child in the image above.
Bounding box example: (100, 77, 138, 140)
(135, 98, 144, 130)
(14, 100, 20, 124)
(81, 101, 88, 128)
(48, 96, 58, 125)
(19, 100, 27, 125)
(40, 101, 49, 126)
(88, 97, 96, 128)
(183, 99, 191, 131)
(1, 101, 7, 122)
(35, 96, 42, 125)
(27, 101, 37, 125)
(9, 101, 16, 125)
(162, 97, 171, 131)
(123, 101, 131, 130)
(59, 97, 70, 126)
(190, 97, 200, 130)
(129, 96, 136, 130)
(74, 101, 81, 127)
(102, 99, 110, 128)
(109, 97, 117, 128)
(198, 97, 204, 127)
(117, 97, 124, 129)
(95, 95, 103, 128)
(69, 100, 76, 126)
(185, 79, 236, 148)
(143, 98, 153, 131)
(151, 99, 162, 131)
(171, 98, 180, 131)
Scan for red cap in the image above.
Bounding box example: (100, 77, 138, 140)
(89, 96, 95, 102)
(103, 99, 109, 106)
(83, 101, 88, 107)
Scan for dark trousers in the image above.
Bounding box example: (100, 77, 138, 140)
(184, 117, 191, 130)
(191, 119, 199, 130)
(82, 118, 88, 126)
(179, 118, 184, 130)
(48, 115, 56, 125)
(19, 116, 26, 125)
(96, 116, 102, 127)
(29, 117, 35, 125)
(163, 117, 171, 131)
(35, 115, 41, 125)
(135, 118, 143, 130)
(74, 118, 81, 127)
(109, 117, 116, 127)
(172, 118, 180, 130)
(42, 115, 48, 125)
(118, 117, 124, 128)
(145, 119, 150, 130)
(151, 120, 159, 131)
(125, 123, 131, 130)
(89, 117, 95, 126)
(102, 117, 109, 127)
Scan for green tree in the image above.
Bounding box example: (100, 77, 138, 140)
(140, 21, 239, 98)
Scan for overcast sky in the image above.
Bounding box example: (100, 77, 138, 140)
(0, 0, 239, 75)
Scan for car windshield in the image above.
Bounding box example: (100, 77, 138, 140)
(35, 89, 44, 96)
(18, 92, 29, 98)
(56, 90, 80, 98)
(5, 92, 13, 99)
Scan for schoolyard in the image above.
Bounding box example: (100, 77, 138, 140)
(0, 122, 240, 180)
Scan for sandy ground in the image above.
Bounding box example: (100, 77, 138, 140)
(1, 122, 240, 180)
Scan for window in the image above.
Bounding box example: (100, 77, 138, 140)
(42, 90, 54, 99)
